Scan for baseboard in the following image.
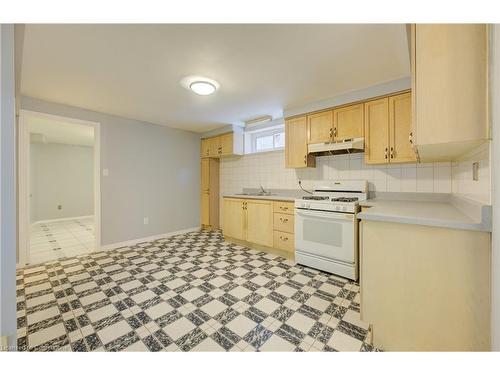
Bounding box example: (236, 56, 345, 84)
(32, 215, 93, 225)
(101, 227, 200, 251)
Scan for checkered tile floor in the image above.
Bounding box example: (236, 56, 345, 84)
(16, 229, 376, 352)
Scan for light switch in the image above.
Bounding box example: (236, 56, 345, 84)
(472, 162, 479, 181)
(102, 168, 109, 177)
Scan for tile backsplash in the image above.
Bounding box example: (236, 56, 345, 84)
(220, 143, 491, 204)
(220, 151, 453, 195)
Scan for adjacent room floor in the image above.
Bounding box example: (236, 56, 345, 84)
(16, 230, 375, 352)
(29, 217, 95, 265)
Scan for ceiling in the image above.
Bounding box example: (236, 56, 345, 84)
(21, 24, 410, 133)
(27, 114, 94, 147)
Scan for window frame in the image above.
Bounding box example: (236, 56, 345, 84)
(246, 124, 285, 154)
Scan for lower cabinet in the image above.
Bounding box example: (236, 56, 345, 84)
(360, 220, 491, 351)
(223, 198, 294, 254)
(222, 198, 246, 240)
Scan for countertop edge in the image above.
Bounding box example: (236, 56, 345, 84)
(357, 211, 489, 232)
(222, 194, 296, 202)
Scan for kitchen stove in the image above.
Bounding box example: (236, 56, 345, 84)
(294, 180, 368, 280)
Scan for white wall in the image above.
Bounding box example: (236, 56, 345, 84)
(21, 96, 201, 246)
(220, 150, 453, 195)
(0, 24, 17, 347)
(452, 142, 491, 204)
(30, 142, 94, 222)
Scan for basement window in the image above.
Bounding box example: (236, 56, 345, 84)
(245, 124, 285, 154)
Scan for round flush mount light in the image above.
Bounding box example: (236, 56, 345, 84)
(189, 81, 216, 96)
(181, 76, 220, 96)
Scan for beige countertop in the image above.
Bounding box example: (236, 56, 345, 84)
(222, 193, 296, 202)
(358, 195, 491, 232)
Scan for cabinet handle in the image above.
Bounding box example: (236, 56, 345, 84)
(280, 217, 289, 223)
(329, 128, 333, 138)
(390, 147, 394, 159)
(384, 147, 388, 159)
(333, 128, 337, 137)
(280, 206, 288, 211)
(409, 132, 413, 144)
(303, 155, 307, 165)
(280, 236, 289, 241)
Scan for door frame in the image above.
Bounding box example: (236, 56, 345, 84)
(18, 110, 101, 266)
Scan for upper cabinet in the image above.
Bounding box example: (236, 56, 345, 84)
(411, 24, 489, 162)
(389, 92, 416, 163)
(200, 131, 243, 158)
(306, 105, 364, 144)
(285, 116, 316, 168)
(333, 103, 364, 141)
(365, 91, 416, 165)
(201, 138, 210, 158)
(307, 110, 333, 144)
(364, 98, 390, 164)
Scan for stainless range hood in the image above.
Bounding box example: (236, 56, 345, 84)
(308, 137, 364, 155)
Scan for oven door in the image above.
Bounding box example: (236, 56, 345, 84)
(295, 208, 356, 264)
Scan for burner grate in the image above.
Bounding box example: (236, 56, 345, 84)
(332, 197, 359, 202)
(302, 196, 329, 201)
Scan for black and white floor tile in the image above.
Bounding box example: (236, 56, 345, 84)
(16, 230, 376, 352)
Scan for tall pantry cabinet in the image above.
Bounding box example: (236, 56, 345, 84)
(200, 158, 219, 229)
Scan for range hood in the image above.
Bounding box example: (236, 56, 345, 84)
(308, 137, 364, 155)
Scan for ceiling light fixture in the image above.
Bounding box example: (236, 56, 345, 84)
(189, 81, 217, 96)
(181, 76, 220, 96)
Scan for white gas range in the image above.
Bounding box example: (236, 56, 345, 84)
(294, 180, 368, 280)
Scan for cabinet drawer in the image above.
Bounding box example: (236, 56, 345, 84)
(273, 201, 294, 214)
(273, 213, 294, 233)
(273, 230, 295, 253)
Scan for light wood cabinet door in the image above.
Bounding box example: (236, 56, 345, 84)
(201, 139, 211, 158)
(413, 24, 488, 161)
(307, 110, 333, 144)
(223, 198, 246, 241)
(246, 200, 273, 247)
(200, 158, 219, 228)
(333, 104, 364, 141)
(285, 116, 315, 168)
(208, 137, 221, 157)
(201, 192, 210, 226)
(201, 158, 210, 192)
(389, 92, 416, 163)
(219, 133, 233, 156)
(364, 98, 389, 164)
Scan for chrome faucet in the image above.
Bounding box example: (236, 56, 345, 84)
(259, 185, 269, 195)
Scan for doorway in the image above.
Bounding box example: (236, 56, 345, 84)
(18, 110, 101, 266)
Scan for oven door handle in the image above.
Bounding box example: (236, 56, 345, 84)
(295, 209, 354, 221)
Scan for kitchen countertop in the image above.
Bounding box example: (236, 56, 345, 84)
(357, 194, 492, 232)
(222, 193, 296, 202)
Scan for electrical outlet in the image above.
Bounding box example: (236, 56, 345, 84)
(472, 162, 479, 181)
(143, 217, 149, 225)
(57, 205, 62, 210)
